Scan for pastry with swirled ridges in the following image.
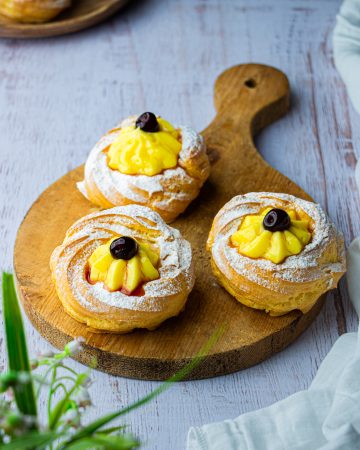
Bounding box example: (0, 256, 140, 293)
(77, 114, 210, 223)
(207, 192, 346, 316)
(50, 205, 194, 333)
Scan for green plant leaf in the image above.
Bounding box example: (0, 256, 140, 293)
(0, 431, 58, 449)
(2, 272, 37, 419)
(61, 327, 224, 449)
(64, 433, 139, 450)
(96, 425, 127, 435)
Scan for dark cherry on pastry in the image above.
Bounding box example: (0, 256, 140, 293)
(50, 205, 195, 333)
(263, 208, 291, 232)
(77, 113, 211, 223)
(135, 112, 160, 133)
(110, 236, 139, 260)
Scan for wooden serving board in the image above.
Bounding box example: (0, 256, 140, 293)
(0, 0, 130, 39)
(14, 64, 325, 381)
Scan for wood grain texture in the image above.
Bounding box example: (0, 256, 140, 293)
(0, 0, 359, 448)
(14, 64, 329, 380)
(0, 0, 131, 38)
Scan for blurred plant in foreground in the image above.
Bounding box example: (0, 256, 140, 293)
(0, 273, 220, 449)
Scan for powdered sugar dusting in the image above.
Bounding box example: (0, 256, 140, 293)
(51, 205, 194, 313)
(209, 192, 346, 291)
(77, 116, 207, 218)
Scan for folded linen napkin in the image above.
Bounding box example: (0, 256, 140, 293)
(334, 0, 360, 114)
(187, 136, 360, 450)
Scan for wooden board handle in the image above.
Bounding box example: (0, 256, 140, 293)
(203, 64, 290, 166)
(215, 63, 289, 131)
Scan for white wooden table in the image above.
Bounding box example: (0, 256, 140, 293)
(1, 1, 359, 449)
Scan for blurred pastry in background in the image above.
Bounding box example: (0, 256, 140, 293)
(0, 0, 71, 23)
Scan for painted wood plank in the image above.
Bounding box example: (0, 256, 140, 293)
(0, 0, 358, 448)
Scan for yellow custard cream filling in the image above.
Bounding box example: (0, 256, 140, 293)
(107, 117, 181, 176)
(88, 239, 160, 294)
(231, 208, 312, 264)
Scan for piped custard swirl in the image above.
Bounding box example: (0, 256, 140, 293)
(231, 207, 312, 264)
(88, 237, 160, 294)
(107, 117, 181, 176)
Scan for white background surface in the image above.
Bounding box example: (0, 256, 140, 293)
(0, 1, 359, 449)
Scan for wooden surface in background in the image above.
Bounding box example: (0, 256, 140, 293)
(14, 64, 327, 380)
(0, 0, 359, 448)
(0, 0, 131, 38)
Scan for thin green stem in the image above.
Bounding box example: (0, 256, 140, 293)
(52, 382, 69, 397)
(47, 366, 58, 423)
(36, 357, 77, 398)
(57, 365, 79, 377)
(54, 375, 77, 384)
(49, 373, 87, 430)
(36, 362, 59, 397)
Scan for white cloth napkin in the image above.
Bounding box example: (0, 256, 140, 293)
(187, 151, 360, 450)
(333, 0, 360, 114)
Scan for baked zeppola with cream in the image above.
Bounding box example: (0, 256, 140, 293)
(0, 0, 71, 23)
(77, 112, 210, 223)
(50, 205, 195, 333)
(207, 192, 346, 316)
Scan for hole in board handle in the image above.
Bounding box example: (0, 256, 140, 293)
(244, 78, 256, 88)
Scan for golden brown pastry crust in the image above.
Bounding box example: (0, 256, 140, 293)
(207, 192, 346, 316)
(77, 116, 211, 223)
(50, 205, 195, 333)
(0, 0, 71, 23)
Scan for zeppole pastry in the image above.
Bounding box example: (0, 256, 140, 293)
(0, 0, 71, 23)
(207, 192, 346, 316)
(50, 205, 195, 333)
(77, 112, 210, 223)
